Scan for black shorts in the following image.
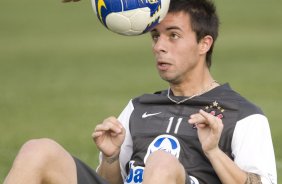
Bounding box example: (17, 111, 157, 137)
(73, 157, 191, 184)
(74, 157, 108, 184)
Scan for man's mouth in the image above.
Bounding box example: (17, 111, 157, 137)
(157, 60, 171, 71)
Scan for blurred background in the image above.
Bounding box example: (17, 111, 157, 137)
(0, 0, 281, 182)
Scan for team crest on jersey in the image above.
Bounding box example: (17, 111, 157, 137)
(204, 100, 225, 119)
(192, 101, 225, 129)
(144, 134, 181, 164)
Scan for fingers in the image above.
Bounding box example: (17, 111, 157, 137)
(92, 117, 125, 157)
(188, 110, 206, 125)
(199, 109, 222, 129)
(92, 117, 124, 139)
(188, 109, 223, 129)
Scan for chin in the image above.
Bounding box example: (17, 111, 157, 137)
(160, 75, 180, 84)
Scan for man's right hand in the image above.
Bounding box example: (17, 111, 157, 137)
(92, 117, 125, 158)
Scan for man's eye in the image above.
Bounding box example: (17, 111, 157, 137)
(151, 34, 159, 41)
(171, 33, 180, 39)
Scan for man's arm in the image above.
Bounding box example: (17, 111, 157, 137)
(232, 114, 277, 184)
(97, 153, 123, 184)
(92, 117, 125, 184)
(189, 110, 256, 184)
(204, 147, 248, 184)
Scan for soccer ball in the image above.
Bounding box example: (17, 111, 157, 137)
(91, 0, 170, 36)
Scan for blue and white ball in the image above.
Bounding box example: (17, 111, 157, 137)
(91, 0, 170, 36)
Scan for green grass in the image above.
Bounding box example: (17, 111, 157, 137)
(0, 0, 281, 182)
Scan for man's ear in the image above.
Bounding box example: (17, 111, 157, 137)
(199, 35, 213, 55)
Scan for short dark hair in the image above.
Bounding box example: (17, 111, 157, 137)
(168, 0, 219, 68)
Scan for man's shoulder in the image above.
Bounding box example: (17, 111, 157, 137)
(218, 83, 264, 117)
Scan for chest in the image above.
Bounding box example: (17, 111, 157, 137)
(129, 102, 237, 157)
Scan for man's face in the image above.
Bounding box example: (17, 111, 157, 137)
(150, 12, 202, 84)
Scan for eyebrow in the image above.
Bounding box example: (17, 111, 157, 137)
(166, 26, 182, 31)
(151, 26, 183, 33)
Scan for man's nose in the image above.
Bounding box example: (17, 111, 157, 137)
(152, 36, 168, 54)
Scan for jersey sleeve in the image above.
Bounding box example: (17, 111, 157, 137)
(117, 100, 134, 180)
(232, 114, 277, 184)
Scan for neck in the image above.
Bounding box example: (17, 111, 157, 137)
(169, 74, 219, 97)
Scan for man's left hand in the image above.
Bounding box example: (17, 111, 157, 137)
(188, 109, 224, 155)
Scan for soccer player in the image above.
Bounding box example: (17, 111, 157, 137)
(4, 0, 277, 184)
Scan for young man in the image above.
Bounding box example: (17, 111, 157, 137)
(4, 0, 277, 184)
